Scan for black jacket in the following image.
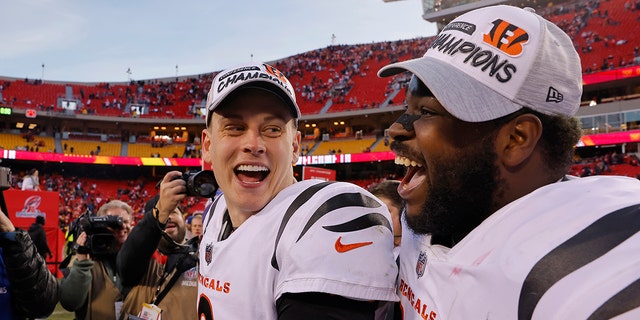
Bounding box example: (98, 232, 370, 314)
(0, 230, 59, 319)
(117, 205, 198, 294)
(27, 222, 52, 259)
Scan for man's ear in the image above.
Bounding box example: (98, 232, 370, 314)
(498, 114, 543, 168)
(292, 131, 302, 165)
(201, 129, 212, 164)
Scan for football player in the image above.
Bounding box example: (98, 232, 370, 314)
(378, 5, 640, 319)
(197, 62, 399, 319)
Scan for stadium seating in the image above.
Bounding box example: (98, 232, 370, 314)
(545, 0, 640, 73)
(2, 0, 638, 123)
(0, 132, 54, 152)
(61, 139, 122, 156)
(312, 136, 378, 155)
(2, 0, 639, 247)
(127, 142, 199, 158)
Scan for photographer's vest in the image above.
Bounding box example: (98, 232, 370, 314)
(83, 260, 122, 320)
(119, 257, 198, 320)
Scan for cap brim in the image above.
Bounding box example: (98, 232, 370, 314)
(206, 80, 300, 127)
(243, 81, 301, 119)
(378, 56, 523, 122)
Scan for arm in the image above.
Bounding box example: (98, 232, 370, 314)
(0, 212, 59, 318)
(59, 232, 94, 311)
(117, 171, 186, 286)
(116, 202, 163, 286)
(275, 182, 398, 317)
(276, 292, 376, 320)
(59, 259, 94, 311)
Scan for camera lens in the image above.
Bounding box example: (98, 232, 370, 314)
(188, 170, 218, 198)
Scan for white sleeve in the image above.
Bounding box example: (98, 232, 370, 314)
(274, 182, 399, 303)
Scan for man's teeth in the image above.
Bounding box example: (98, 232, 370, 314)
(394, 156, 422, 167)
(236, 164, 268, 172)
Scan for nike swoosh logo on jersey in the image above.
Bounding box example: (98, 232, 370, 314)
(334, 236, 373, 253)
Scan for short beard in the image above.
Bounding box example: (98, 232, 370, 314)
(158, 228, 186, 253)
(405, 135, 505, 247)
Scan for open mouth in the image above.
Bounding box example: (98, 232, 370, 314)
(234, 164, 270, 184)
(165, 221, 177, 230)
(395, 155, 425, 192)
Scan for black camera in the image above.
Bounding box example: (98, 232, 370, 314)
(174, 170, 218, 198)
(76, 215, 124, 257)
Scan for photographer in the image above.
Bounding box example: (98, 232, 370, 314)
(0, 209, 59, 319)
(59, 200, 133, 320)
(117, 171, 199, 320)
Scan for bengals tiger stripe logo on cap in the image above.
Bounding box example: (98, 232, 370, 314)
(483, 19, 529, 56)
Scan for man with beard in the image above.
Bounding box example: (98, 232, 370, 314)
(377, 5, 640, 320)
(117, 172, 198, 320)
(60, 200, 133, 320)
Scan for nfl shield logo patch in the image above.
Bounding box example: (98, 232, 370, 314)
(205, 243, 213, 265)
(416, 251, 427, 278)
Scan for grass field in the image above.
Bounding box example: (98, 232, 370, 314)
(45, 303, 75, 320)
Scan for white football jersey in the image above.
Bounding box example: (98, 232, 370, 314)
(398, 175, 640, 320)
(197, 179, 399, 319)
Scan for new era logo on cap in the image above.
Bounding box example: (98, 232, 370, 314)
(205, 62, 301, 127)
(546, 87, 563, 103)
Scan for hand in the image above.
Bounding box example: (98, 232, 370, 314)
(75, 232, 90, 261)
(0, 210, 16, 233)
(155, 171, 187, 223)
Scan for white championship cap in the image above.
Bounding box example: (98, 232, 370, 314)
(378, 5, 582, 122)
(205, 62, 301, 127)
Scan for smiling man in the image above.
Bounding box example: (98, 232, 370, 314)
(378, 5, 640, 320)
(197, 62, 398, 319)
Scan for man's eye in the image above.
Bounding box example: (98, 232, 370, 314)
(420, 108, 436, 116)
(263, 126, 283, 137)
(224, 125, 245, 134)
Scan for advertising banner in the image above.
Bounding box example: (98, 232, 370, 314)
(302, 166, 336, 181)
(4, 189, 64, 276)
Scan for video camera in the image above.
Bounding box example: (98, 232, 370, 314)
(74, 215, 124, 257)
(172, 170, 218, 198)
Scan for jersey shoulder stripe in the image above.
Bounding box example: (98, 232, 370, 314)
(589, 277, 640, 320)
(270, 181, 334, 270)
(270, 181, 390, 270)
(518, 203, 640, 319)
(299, 191, 387, 241)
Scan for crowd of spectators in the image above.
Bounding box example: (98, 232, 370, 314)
(1, 0, 638, 123)
(1, 0, 633, 122)
(570, 151, 640, 177)
(541, 0, 640, 73)
(11, 171, 208, 235)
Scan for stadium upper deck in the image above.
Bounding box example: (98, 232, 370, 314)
(0, 0, 638, 155)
